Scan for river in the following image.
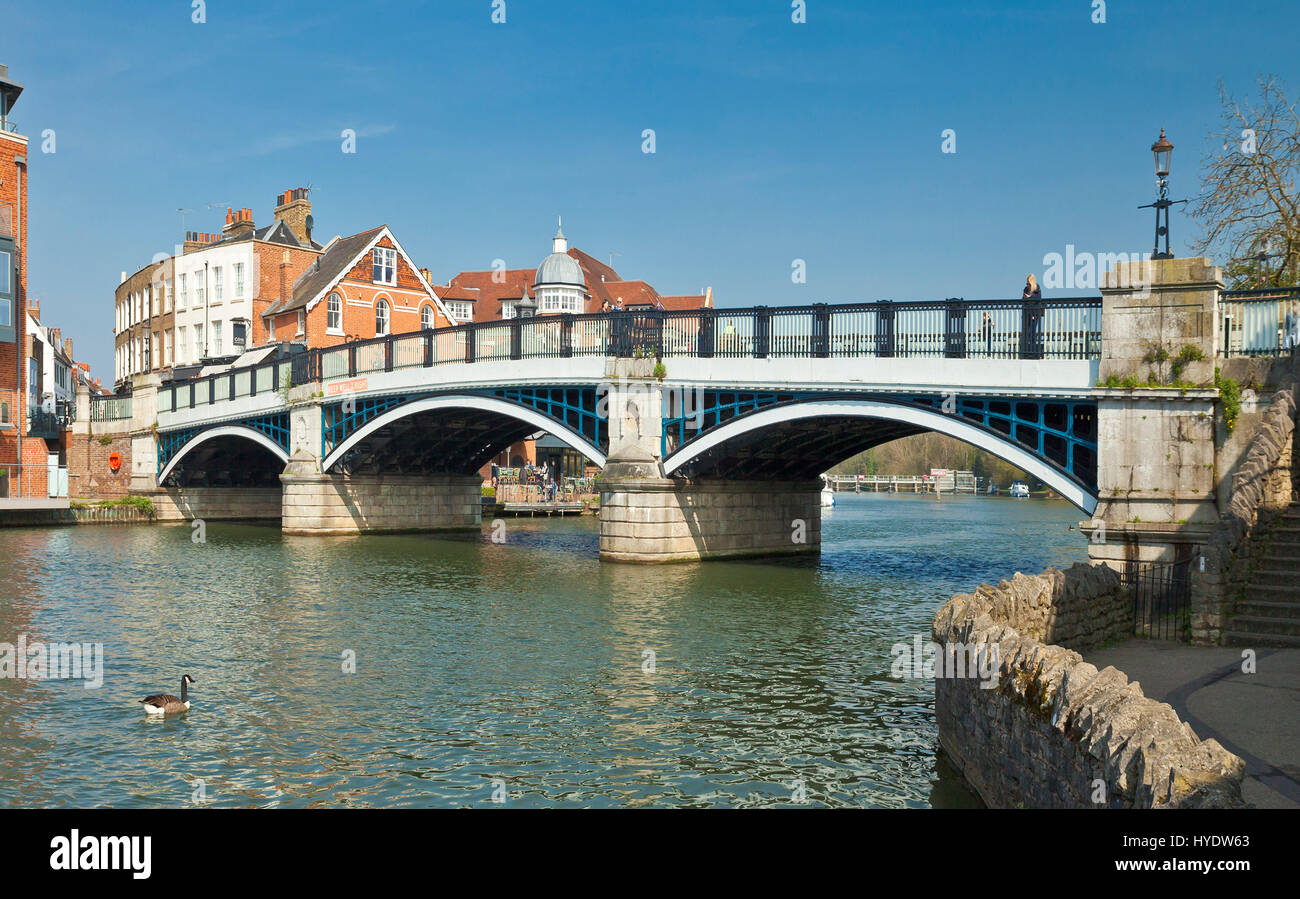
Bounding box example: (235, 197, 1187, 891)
(0, 492, 1088, 808)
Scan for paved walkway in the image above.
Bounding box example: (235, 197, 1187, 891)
(1087, 640, 1300, 809)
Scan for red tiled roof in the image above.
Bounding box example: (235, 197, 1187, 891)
(603, 279, 660, 309)
(437, 245, 710, 319)
(660, 293, 712, 311)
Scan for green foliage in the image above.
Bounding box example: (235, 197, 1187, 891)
(87, 495, 156, 517)
(97, 436, 114, 446)
(481, 485, 496, 499)
(829, 433, 1031, 487)
(1215, 366, 1242, 433)
(652, 361, 667, 380)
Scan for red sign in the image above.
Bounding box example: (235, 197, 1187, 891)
(108, 452, 122, 472)
(327, 378, 368, 396)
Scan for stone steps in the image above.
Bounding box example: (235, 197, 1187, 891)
(1228, 500, 1300, 645)
(1249, 568, 1300, 587)
(1222, 630, 1300, 648)
(1236, 598, 1300, 620)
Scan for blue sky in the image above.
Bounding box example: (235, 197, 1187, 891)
(5, 0, 1298, 379)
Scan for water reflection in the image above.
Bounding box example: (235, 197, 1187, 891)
(0, 493, 1085, 807)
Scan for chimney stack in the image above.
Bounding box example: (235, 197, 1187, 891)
(223, 206, 255, 240)
(28, 296, 38, 323)
(274, 187, 313, 247)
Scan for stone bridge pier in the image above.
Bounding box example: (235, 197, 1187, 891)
(279, 397, 481, 536)
(598, 361, 822, 562)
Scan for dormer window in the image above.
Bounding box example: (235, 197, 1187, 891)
(373, 247, 397, 286)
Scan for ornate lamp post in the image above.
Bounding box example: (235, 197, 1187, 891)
(1139, 128, 1186, 260)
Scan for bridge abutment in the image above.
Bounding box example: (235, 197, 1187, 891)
(1086, 258, 1223, 567)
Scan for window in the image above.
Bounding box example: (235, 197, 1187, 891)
(268, 316, 275, 342)
(152, 331, 160, 367)
(420, 304, 434, 329)
(213, 267, 223, 303)
(296, 310, 305, 336)
(375, 299, 390, 335)
(164, 330, 173, 365)
(194, 271, 205, 307)
(501, 302, 517, 320)
(165, 279, 173, 312)
(178, 273, 187, 309)
(446, 301, 472, 323)
(194, 323, 204, 358)
(372, 247, 397, 285)
(234, 263, 245, 299)
(212, 321, 222, 356)
(149, 284, 158, 316)
(177, 326, 186, 362)
(327, 292, 342, 333)
(539, 289, 581, 314)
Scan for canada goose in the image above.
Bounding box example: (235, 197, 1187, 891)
(139, 674, 195, 715)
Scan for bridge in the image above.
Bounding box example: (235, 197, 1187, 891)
(81, 258, 1293, 570)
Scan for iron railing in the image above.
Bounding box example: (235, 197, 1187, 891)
(1124, 555, 1197, 642)
(1220, 287, 1300, 357)
(89, 392, 133, 422)
(154, 298, 1104, 414)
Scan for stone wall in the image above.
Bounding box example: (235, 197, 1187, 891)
(1193, 383, 1296, 643)
(932, 562, 1245, 808)
(280, 473, 481, 535)
(152, 487, 283, 522)
(600, 477, 821, 563)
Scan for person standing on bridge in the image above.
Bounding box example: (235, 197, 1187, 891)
(1022, 274, 1041, 301)
(980, 312, 994, 356)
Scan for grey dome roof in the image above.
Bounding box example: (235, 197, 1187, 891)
(534, 251, 584, 287)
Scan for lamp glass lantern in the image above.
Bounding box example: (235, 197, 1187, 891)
(1152, 127, 1173, 179)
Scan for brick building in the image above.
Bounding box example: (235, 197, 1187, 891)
(0, 63, 46, 499)
(260, 225, 452, 345)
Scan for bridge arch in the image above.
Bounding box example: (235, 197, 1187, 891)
(158, 424, 290, 485)
(322, 394, 607, 474)
(662, 399, 1098, 514)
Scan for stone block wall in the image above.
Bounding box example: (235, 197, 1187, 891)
(153, 487, 283, 521)
(600, 478, 821, 562)
(932, 562, 1245, 808)
(1193, 384, 1296, 643)
(281, 474, 481, 535)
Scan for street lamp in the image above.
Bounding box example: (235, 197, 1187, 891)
(1139, 127, 1186, 260)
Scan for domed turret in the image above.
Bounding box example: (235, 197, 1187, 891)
(533, 219, 584, 287)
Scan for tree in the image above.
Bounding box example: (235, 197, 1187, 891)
(1191, 76, 1300, 288)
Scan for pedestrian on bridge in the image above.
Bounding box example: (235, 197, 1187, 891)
(1022, 274, 1041, 301)
(981, 312, 994, 356)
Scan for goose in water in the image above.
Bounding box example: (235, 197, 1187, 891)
(139, 674, 195, 715)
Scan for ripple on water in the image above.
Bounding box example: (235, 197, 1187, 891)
(0, 494, 1084, 807)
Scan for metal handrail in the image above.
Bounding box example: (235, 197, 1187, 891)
(155, 297, 1105, 414)
(1220, 287, 1300, 357)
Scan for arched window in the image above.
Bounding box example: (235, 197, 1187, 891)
(375, 299, 390, 336)
(421, 304, 434, 330)
(327, 292, 342, 333)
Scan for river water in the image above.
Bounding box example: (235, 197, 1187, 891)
(0, 492, 1087, 808)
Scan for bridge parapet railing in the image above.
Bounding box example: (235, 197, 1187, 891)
(158, 297, 1104, 415)
(90, 392, 132, 422)
(1220, 287, 1300, 357)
